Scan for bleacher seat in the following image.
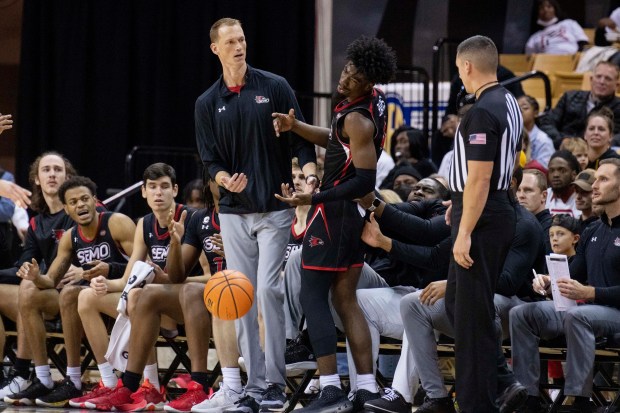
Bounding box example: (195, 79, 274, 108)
(499, 54, 533, 74)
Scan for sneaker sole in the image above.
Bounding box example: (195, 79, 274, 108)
(259, 401, 290, 413)
(164, 405, 193, 413)
(69, 400, 88, 408)
(36, 398, 70, 407)
(4, 397, 35, 406)
(119, 401, 166, 412)
(363, 401, 411, 413)
(191, 402, 235, 413)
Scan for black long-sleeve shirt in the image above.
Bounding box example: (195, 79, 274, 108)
(570, 213, 620, 309)
(195, 65, 316, 214)
(497, 205, 546, 299)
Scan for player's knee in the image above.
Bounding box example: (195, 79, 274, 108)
(256, 282, 282, 302)
(77, 288, 96, 316)
(59, 285, 81, 309)
(18, 281, 39, 311)
(179, 283, 203, 310)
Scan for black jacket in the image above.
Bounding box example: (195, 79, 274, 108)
(537, 90, 620, 148)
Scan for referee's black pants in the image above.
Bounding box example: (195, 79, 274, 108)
(445, 191, 516, 413)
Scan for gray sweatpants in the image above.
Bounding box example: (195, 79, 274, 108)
(509, 300, 620, 397)
(401, 291, 523, 399)
(283, 247, 388, 339)
(219, 210, 293, 398)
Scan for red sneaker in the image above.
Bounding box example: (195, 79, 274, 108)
(84, 381, 133, 411)
(119, 379, 166, 412)
(70, 380, 117, 408)
(164, 381, 209, 413)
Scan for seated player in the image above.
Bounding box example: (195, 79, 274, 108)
(70, 163, 191, 409)
(5, 176, 134, 406)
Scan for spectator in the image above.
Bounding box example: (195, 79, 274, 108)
(560, 137, 589, 171)
(389, 126, 437, 178)
(505, 158, 620, 413)
(389, 164, 422, 202)
(525, 0, 588, 55)
(584, 107, 620, 169)
(518, 95, 554, 168)
(517, 169, 553, 253)
(571, 168, 599, 232)
(596, 6, 620, 46)
(546, 150, 582, 217)
(538, 61, 620, 148)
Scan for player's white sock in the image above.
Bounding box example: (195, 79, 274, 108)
(222, 367, 242, 392)
(35, 365, 54, 388)
(356, 374, 377, 393)
(319, 374, 341, 390)
(98, 362, 117, 388)
(67, 366, 82, 390)
(143, 363, 160, 390)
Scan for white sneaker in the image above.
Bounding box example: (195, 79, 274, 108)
(191, 383, 243, 413)
(0, 375, 32, 399)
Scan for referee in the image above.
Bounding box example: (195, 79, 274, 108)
(445, 35, 523, 413)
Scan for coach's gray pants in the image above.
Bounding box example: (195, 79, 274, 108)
(220, 210, 293, 398)
(401, 291, 523, 399)
(509, 300, 620, 397)
(283, 248, 388, 339)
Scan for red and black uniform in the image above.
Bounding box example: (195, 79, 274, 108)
(0, 203, 106, 285)
(282, 217, 305, 271)
(302, 88, 387, 270)
(70, 212, 129, 280)
(183, 207, 226, 275)
(142, 204, 191, 271)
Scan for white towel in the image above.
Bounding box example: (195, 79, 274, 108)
(105, 261, 154, 371)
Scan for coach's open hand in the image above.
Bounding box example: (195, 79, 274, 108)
(275, 183, 311, 206)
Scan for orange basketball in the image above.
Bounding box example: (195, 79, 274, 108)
(203, 270, 254, 320)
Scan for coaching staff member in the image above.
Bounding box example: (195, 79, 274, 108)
(194, 17, 317, 413)
(445, 35, 523, 413)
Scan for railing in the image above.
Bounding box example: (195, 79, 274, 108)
(500, 70, 552, 111)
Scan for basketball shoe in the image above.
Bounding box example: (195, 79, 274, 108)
(164, 381, 210, 413)
(36, 377, 83, 407)
(192, 382, 243, 413)
(119, 379, 167, 411)
(69, 379, 118, 408)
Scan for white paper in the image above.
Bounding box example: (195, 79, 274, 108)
(545, 253, 577, 311)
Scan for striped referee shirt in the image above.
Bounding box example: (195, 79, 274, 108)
(449, 85, 523, 192)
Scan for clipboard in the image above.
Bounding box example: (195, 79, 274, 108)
(545, 253, 577, 311)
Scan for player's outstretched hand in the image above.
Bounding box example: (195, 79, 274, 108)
(168, 209, 187, 245)
(221, 173, 247, 193)
(17, 258, 40, 281)
(361, 212, 383, 248)
(0, 180, 31, 209)
(275, 183, 311, 206)
(272, 108, 296, 137)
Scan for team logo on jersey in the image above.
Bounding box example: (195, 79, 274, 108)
(255, 96, 269, 104)
(202, 216, 211, 230)
(76, 243, 111, 265)
(218, 106, 226, 113)
(151, 245, 170, 262)
(377, 96, 386, 116)
(615, 237, 620, 247)
(308, 235, 324, 247)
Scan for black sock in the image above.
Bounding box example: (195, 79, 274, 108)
(122, 370, 142, 393)
(14, 358, 31, 379)
(191, 372, 211, 389)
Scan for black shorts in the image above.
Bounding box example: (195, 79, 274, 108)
(301, 200, 365, 271)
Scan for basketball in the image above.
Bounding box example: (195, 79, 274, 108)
(203, 270, 254, 320)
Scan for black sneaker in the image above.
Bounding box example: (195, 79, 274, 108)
(567, 397, 597, 413)
(294, 385, 353, 413)
(36, 377, 83, 407)
(224, 395, 260, 413)
(259, 384, 289, 412)
(416, 396, 456, 413)
(351, 389, 379, 412)
(4, 377, 55, 406)
(364, 388, 411, 413)
(0, 368, 32, 399)
(286, 331, 317, 371)
(413, 387, 426, 407)
(497, 382, 528, 413)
